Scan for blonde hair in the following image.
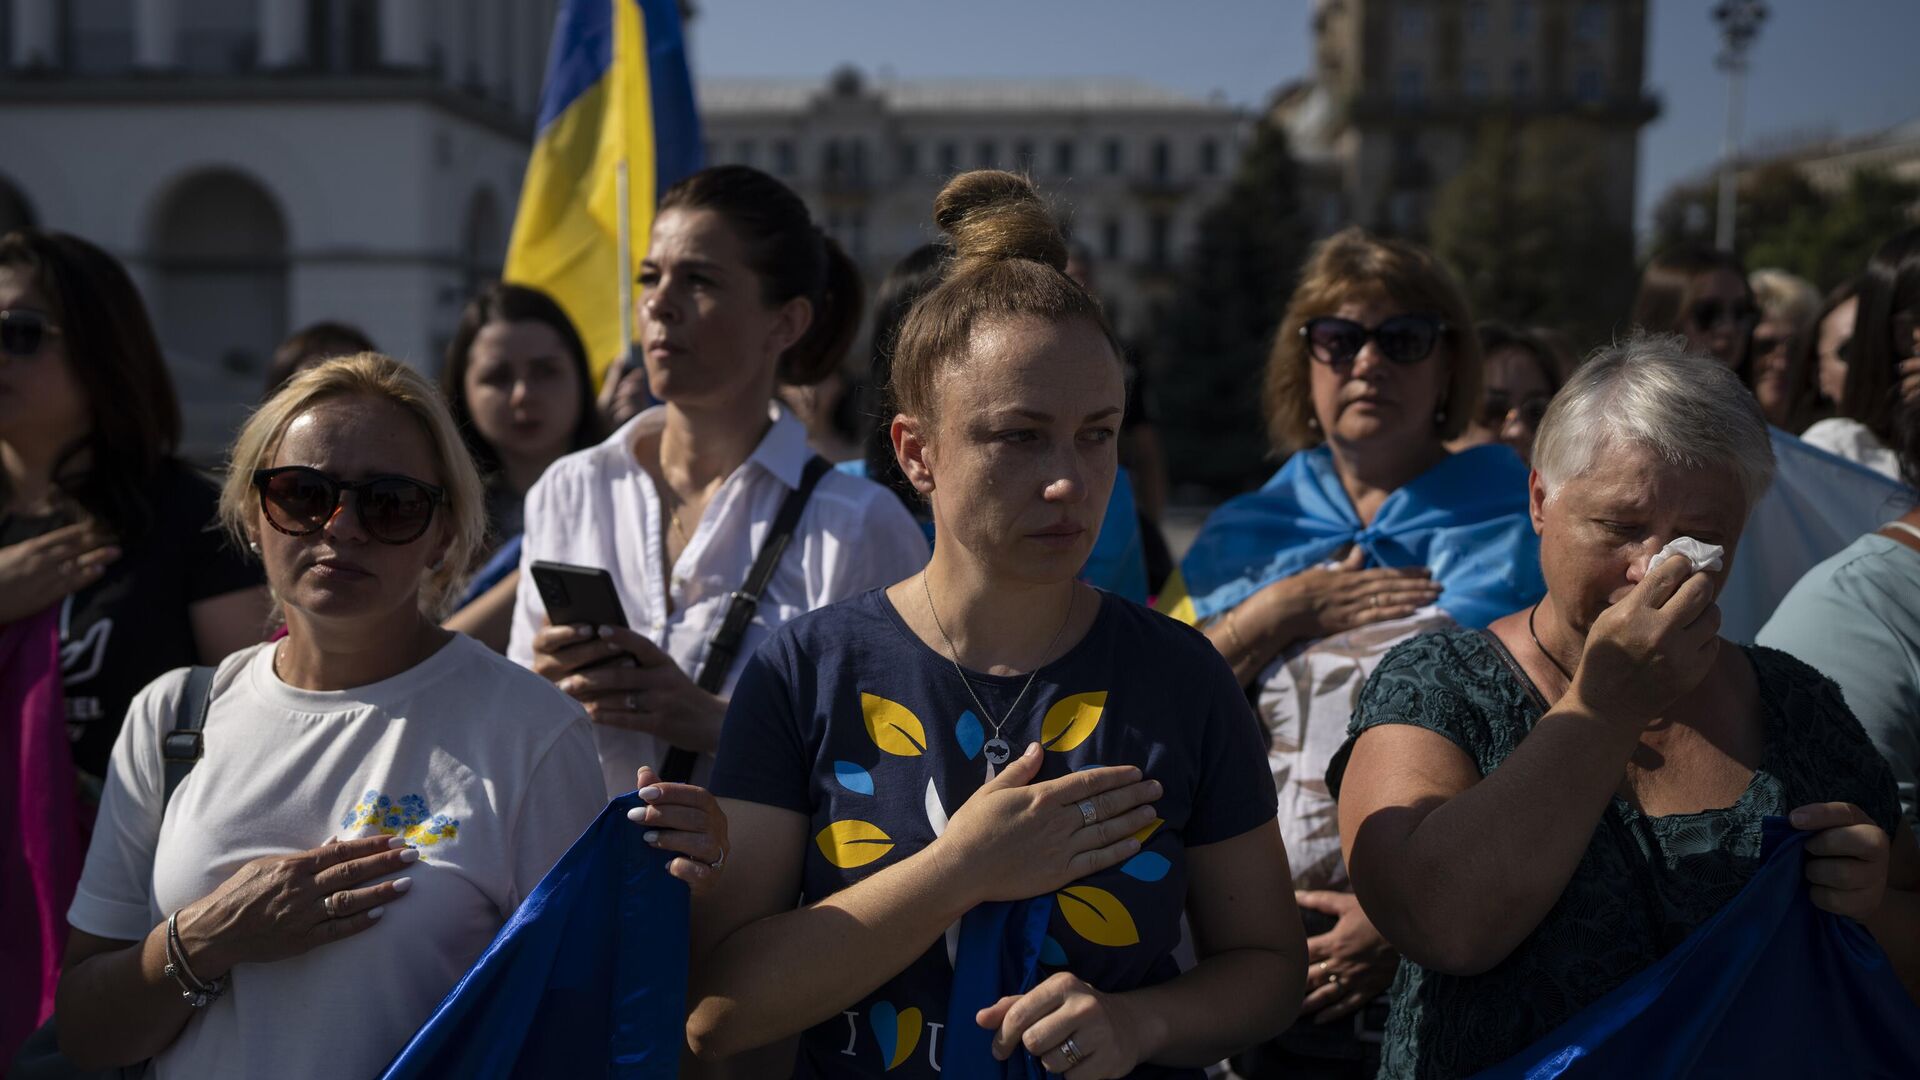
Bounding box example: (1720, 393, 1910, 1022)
(219, 352, 487, 620)
(1264, 227, 1483, 452)
(1749, 268, 1820, 331)
(888, 170, 1122, 421)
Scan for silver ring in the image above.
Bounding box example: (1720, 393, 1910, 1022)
(1077, 799, 1098, 827)
(322, 892, 339, 918)
(1060, 1037, 1085, 1067)
(626, 692, 639, 711)
(709, 849, 726, 872)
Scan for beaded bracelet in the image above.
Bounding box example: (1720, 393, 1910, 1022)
(163, 910, 226, 1008)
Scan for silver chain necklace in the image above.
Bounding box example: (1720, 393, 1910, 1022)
(919, 570, 1074, 769)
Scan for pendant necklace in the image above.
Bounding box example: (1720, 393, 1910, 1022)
(920, 571, 1074, 772)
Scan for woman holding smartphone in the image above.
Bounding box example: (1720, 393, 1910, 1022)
(508, 165, 929, 795)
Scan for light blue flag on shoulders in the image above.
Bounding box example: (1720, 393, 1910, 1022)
(1162, 444, 1543, 629)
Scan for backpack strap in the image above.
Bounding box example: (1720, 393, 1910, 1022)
(161, 665, 216, 811)
(661, 456, 833, 783)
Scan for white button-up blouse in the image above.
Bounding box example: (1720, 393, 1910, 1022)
(508, 405, 931, 795)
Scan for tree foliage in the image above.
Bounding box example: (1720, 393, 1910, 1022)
(1149, 120, 1310, 498)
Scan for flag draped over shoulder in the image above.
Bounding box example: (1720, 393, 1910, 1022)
(379, 793, 688, 1079)
(1159, 444, 1543, 629)
(1477, 818, 1920, 1078)
(505, 0, 701, 385)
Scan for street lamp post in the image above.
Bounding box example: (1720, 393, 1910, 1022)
(1713, 0, 1768, 252)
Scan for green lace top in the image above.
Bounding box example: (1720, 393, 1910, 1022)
(1326, 628, 1900, 1080)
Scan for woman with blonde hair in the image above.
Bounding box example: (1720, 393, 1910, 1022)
(50, 354, 724, 1078)
(691, 171, 1304, 1078)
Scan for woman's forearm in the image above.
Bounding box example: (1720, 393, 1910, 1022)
(1118, 945, 1301, 1068)
(1352, 693, 1642, 975)
(1204, 597, 1304, 687)
(55, 925, 197, 1068)
(688, 845, 976, 1060)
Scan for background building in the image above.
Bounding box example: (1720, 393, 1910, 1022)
(1274, 0, 1657, 239)
(0, 0, 550, 460)
(697, 66, 1248, 341)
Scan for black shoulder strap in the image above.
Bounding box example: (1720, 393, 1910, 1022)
(161, 665, 216, 812)
(661, 456, 832, 782)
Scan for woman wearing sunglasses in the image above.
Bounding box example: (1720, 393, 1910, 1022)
(1632, 245, 1758, 382)
(508, 165, 929, 797)
(1160, 227, 1544, 1080)
(1447, 322, 1573, 466)
(53, 353, 725, 1078)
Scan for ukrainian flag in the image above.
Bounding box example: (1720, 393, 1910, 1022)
(505, 0, 701, 385)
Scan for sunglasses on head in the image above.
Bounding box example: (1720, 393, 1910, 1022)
(1687, 299, 1757, 332)
(1301, 315, 1447, 367)
(252, 466, 446, 545)
(0, 309, 62, 359)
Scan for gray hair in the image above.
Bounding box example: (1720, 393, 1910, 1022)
(1533, 331, 1775, 509)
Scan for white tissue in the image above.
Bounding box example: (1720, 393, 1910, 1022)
(1646, 536, 1724, 575)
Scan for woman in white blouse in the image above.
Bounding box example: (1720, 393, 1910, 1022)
(510, 165, 929, 794)
(1800, 228, 1919, 480)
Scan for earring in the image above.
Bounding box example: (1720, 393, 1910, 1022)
(248, 540, 261, 555)
(1306, 415, 1320, 431)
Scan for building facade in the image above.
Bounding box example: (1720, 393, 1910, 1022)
(1274, 0, 1657, 239)
(0, 0, 550, 460)
(697, 67, 1248, 341)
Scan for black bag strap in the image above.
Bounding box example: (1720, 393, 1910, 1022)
(161, 665, 216, 811)
(661, 456, 832, 782)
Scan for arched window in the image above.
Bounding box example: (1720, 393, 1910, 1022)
(464, 187, 504, 296)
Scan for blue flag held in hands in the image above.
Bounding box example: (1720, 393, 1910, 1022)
(380, 793, 689, 1079)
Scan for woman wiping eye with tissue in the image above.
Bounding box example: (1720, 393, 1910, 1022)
(1646, 536, 1724, 575)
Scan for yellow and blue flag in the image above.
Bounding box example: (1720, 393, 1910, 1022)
(505, 0, 701, 385)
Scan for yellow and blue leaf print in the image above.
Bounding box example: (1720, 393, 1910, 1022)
(954, 710, 985, 760)
(1120, 851, 1171, 882)
(816, 819, 896, 869)
(1056, 885, 1141, 947)
(869, 1002, 923, 1071)
(1040, 935, 1069, 966)
(833, 760, 875, 796)
(340, 789, 458, 850)
(861, 693, 928, 757)
(1040, 691, 1106, 752)
(1132, 817, 1163, 845)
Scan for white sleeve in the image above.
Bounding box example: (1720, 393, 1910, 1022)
(67, 668, 189, 941)
(504, 711, 608, 909)
(506, 473, 558, 669)
(814, 486, 930, 603)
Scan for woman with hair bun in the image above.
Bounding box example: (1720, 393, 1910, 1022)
(691, 171, 1305, 1078)
(509, 165, 928, 796)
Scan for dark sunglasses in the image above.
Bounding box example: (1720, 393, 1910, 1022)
(1301, 315, 1447, 367)
(1687, 299, 1758, 332)
(1479, 389, 1551, 429)
(0, 309, 62, 359)
(252, 466, 446, 545)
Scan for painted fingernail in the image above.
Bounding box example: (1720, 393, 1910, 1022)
(368, 906, 385, 920)
(387, 836, 409, 849)
(626, 807, 648, 823)
(598, 625, 618, 638)
(637, 786, 663, 801)
(392, 877, 414, 894)
(559, 676, 583, 694)
(571, 624, 592, 638)
(643, 830, 662, 844)
(397, 847, 421, 863)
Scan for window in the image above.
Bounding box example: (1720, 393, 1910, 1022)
(1464, 0, 1489, 37)
(977, 140, 997, 169)
(897, 141, 919, 178)
(848, 140, 868, 180)
(1014, 140, 1035, 172)
(1147, 213, 1171, 268)
(1575, 67, 1605, 104)
(1199, 138, 1219, 176)
(1464, 63, 1489, 99)
(1054, 139, 1076, 176)
(1510, 60, 1533, 99)
(1102, 216, 1122, 260)
(1398, 4, 1429, 37)
(822, 141, 844, 179)
(1150, 139, 1171, 182)
(1395, 66, 1424, 103)
(1513, 0, 1535, 35)
(1103, 138, 1124, 175)
(734, 139, 756, 167)
(939, 141, 960, 175)
(1575, 3, 1607, 42)
(774, 140, 796, 177)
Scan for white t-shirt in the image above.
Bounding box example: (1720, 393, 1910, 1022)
(1800, 417, 1903, 481)
(68, 634, 606, 1080)
(508, 404, 930, 795)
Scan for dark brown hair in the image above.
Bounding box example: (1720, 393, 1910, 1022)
(0, 228, 179, 537)
(1265, 227, 1483, 452)
(264, 320, 376, 399)
(1843, 226, 1920, 442)
(1785, 278, 1859, 432)
(863, 242, 949, 511)
(1477, 321, 1574, 394)
(658, 165, 862, 386)
(1632, 244, 1753, 380)
(440, 282, 600, 481)
(889, 170, 1121, 422)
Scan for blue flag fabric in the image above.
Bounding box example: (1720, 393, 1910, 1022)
(944, 898, 1054, 1079)
(379, 793, 688, 1080)
(1166, 444, 1542, 628)
(1477, 817, 1920, 1079)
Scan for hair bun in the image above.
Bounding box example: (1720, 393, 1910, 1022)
(933, 170, 1068, 276)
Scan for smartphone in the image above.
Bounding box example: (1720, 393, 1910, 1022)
(529, 560, 630, 630)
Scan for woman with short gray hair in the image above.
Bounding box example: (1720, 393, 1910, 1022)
(1327, 332, 1920, 1077)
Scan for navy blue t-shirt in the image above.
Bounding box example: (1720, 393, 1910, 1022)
(711, 588, 1277, 1079)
